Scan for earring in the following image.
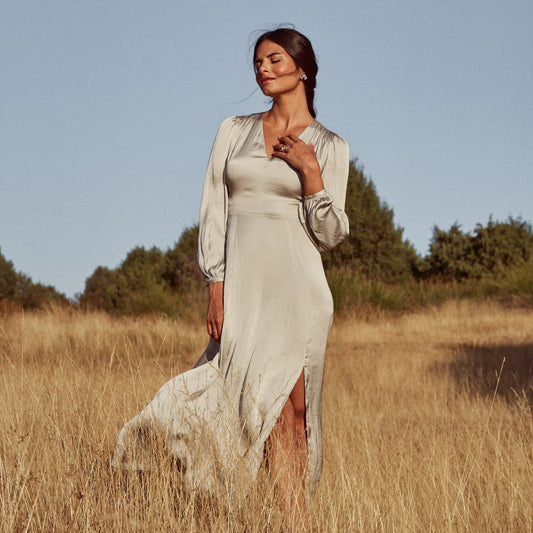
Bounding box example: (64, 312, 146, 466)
(299, 73, 308, 81)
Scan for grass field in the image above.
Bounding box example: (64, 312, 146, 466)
(1, 301, 532, 531)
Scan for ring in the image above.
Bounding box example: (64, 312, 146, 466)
(280, 145, 287, 153)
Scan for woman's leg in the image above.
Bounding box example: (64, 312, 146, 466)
(266, 370, 308, 531)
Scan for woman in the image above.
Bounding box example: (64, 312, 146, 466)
(113, 28, 349, 529)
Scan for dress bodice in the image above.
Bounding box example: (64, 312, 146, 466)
(226, 117, 310, 218)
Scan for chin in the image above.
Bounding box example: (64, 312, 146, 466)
(260, 85, 282, 98)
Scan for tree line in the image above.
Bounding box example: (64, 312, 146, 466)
(2, 160, 532, 313)
(0, 251, 68, 311)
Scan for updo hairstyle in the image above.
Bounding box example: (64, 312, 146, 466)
(253, 28, 318, 118)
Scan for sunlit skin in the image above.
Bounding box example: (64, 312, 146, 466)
(206, 39, 327, 531)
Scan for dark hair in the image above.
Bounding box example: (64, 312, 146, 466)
(254, 28, 318, 118)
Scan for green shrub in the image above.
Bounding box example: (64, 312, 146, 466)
(418, 217, 533, 282)
(0, 248, 67, 310)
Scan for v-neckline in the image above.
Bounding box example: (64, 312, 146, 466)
(260, 113, 315, 159)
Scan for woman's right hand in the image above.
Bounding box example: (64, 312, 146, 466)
(206, 281, 224, 342)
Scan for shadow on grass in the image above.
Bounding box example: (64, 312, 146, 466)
(437, 343, 533, 406)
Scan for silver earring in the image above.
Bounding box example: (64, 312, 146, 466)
(299, 73, 308, 81)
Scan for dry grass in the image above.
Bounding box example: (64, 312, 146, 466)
(1, 301, 532, 532)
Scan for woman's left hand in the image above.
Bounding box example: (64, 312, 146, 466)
(272, 134, 324, 196)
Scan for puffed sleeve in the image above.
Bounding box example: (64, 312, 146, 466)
(303, 135, 350, 252)
(197, 117, 234, 283)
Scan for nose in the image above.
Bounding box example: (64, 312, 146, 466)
(257, 61, 269, 74)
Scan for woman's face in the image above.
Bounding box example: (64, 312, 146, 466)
(254, 40, 301, 97)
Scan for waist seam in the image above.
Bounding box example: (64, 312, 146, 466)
(228, 208, 300, 220)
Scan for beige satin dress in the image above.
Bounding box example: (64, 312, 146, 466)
(112, 113, 349, 500)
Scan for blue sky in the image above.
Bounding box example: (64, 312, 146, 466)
(2, 1, 532, 297)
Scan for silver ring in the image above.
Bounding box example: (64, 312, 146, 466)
(280, 145, 287, 153)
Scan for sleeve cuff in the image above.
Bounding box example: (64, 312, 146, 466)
(304, 188, 328, 201)
(205, 276, 225, 285)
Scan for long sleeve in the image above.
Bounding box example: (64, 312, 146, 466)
(303, 134, 350, 252)
(197, 117, 234, 283)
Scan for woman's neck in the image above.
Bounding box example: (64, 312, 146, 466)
(265, 93, 314, 130)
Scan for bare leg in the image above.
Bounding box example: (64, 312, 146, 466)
(266, 370, 308, 532)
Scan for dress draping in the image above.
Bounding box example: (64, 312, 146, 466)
(111, 113, 349, 499)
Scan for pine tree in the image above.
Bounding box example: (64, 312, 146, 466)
(322, 160, 417, 281)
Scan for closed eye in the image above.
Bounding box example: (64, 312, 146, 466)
(254, 53, 283, 69)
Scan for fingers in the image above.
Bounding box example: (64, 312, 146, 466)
(271, 147, 288, 161)
(207, 315, 223, 337)
(273, 135, 299, 157)
(278, 134, 300, 147)
(207, 318, 223, 342)
(272, 136, 313, 161)
(272, 143, 289, 154)
(206, 305, 223, 342)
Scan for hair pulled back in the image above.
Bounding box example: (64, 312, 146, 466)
(254, 28, 318, 118)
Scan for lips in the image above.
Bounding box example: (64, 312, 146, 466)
(261, 77, 275, 84)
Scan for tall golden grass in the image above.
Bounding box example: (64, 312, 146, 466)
(1, 302, 531, 531)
